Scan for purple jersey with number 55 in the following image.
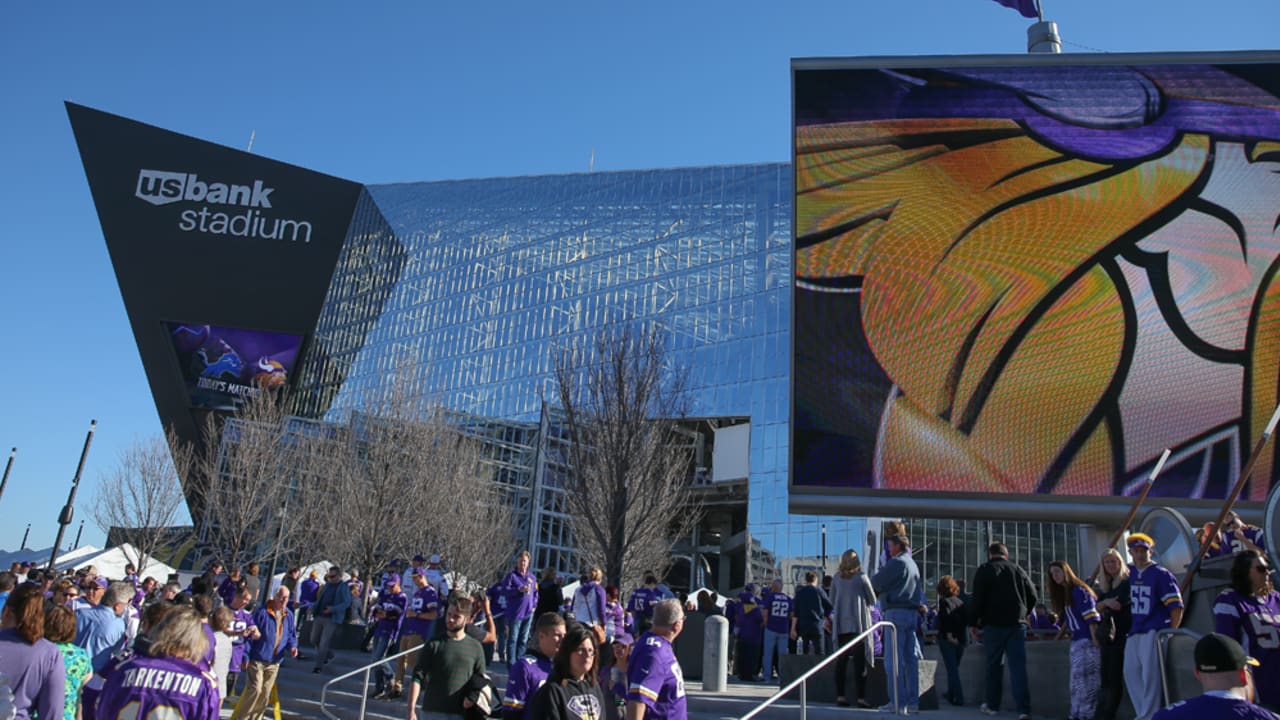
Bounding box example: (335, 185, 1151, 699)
(1213, 588, 1280, 707)
(1127, 563, 1182, 636)
(96, 653, 221, 720)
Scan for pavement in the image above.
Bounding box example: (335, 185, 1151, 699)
(228, 647, 1038, 720)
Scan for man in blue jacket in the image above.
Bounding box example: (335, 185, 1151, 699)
(232, 585, 298, 720)
(872, 534, 923, 714)
(311, 565, 353, 674)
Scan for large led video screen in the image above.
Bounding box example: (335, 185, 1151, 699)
(793, 54, 1280, 515)
(166, 322, 303, 410)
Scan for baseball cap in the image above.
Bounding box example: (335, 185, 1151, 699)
(429, 554, 441, 564)
(612, 631, 634, 646)
(413, 554, 426, 563)
(1127, 533, 1155, 550)
(1195, 632, 1259, 672)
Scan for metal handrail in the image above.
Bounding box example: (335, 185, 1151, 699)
(739, 620, 899, 720)
(1156, 627, 1202, 709)
(319, 641, 427, 720)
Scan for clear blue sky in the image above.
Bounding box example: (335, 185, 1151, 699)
(1, 1, 1276, 553)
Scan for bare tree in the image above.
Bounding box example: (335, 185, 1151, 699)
(414, 417, 518, 592)
(306, 360, 518, 597)
(190, 389, 314, 570)
(553, 323, 701, 589)
(89, 431, 189, 575)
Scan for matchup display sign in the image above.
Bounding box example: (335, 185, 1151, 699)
(166, 322, 303, 410)
(792, 54, 1280, 511)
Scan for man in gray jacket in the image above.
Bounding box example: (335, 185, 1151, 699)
(872, 534, 923, 714)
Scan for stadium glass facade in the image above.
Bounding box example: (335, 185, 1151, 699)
(298, 167, 1085, 591)
(287, 164, 868, 584)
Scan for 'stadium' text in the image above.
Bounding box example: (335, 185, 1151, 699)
(179, 207, 313, 243)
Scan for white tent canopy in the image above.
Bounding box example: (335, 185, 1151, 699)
(269, 560, 338, 596)
(0, 545, 101, 571)
(55, 544, 177, 582)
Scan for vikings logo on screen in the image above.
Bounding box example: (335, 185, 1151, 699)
(793, 63, 1280, 502)
(167, 322, 302, 409)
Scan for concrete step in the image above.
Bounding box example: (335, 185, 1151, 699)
(259, 648, 1030, 720)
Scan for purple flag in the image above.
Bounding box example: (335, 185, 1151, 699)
(992, 0, 1039, 18)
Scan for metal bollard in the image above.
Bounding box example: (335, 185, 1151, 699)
(703, 614, 729, 692)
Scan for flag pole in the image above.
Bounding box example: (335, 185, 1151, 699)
(1088, 448, 1171, 583)
(1179, 403, 1280, 596)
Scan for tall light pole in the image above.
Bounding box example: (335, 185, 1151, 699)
(0, 448, 15, 507)
(48, 420, 97, 570)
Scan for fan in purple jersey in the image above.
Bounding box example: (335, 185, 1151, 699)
(368, 578, 407, 699)
(1124, 534, 1185, 720)
(1049, 560, 1101, 720)
(604, 585, 627, 641)
(628, 573, 663, 635)
(503, 612, 564, 720)
(501, 551, 539, 669)
(627, 599, 688, 720)
(1223, 512, 1268, 557)
(96, 606, 222, 720)
(734, 586, 765, 682)
(1213, 550, 1280, 711)
(217, 566, 244, 607)
(396, 571, 439, 700)
(763, 579, 793, 682)
(1153, 633, 1278, 720)
(226, 587, 259, 696)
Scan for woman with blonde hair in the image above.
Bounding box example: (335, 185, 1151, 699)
(828, 548, 877, 708)
(1093, 549, 1131, 720)
(96, 606, 221, 720)
(572, 566, 608, 643)
(1048, 560, 1101, 720)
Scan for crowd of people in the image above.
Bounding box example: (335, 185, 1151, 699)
(349, 551, 690, 720)
(0, 558, 297, 720)
(2, 515, 1273, 720)
(706, 515, 1274, 720)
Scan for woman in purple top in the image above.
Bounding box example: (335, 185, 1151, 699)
(1049, 560, 1101, 720)
(604, 585, 626, 643)
(0, 584, 66, 720)
(572, 566, 609, 636)
(502, 550, 539, 667)
(97, 606, 222, 720)
(217, 566, 243, 607)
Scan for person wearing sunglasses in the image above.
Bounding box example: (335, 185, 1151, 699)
(1222, 513, 1267, 557)
(1213, 550, 1280, 712)
(51, 580, 81, 608)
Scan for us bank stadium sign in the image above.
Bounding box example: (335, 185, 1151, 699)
(135, 169, 314, 243)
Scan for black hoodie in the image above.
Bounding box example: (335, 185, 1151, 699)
(527, 675, 605, 720)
